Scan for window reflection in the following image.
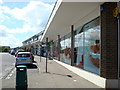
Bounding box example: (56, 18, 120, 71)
(53, 40, 59, 60)
(74, 17, 100, 75)
(84, 25, 100, 75)
(53, 17, 100, 75)
(60, 33, 71, 65)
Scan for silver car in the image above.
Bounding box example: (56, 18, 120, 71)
(15, 52, 33, 66)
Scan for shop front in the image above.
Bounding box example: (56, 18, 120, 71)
(58, 17, 100, 75)
(41, 1, 119, 88)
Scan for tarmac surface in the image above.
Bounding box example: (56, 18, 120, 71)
(0, 53, 15, 79)
(2, 55, 102, 89)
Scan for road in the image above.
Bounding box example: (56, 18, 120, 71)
(0, 53, 16, 79)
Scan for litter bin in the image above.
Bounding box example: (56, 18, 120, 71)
(16, 65, 27, 90)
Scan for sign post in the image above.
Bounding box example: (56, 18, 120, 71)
(40, 45, 41, 62)
(46, 37, 48, 73)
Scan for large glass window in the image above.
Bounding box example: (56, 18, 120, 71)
(74, 26, 84, 68)
(60, 37, 65, 62)
(60, 33, 71, 65)
(84, 18, 100, 75)
(48, 41, 54, 58)
(53, 40, 59, 60)
(64, 33, 71, 65)
(74, 17, 100, 75)
(53, 17, 100, 75)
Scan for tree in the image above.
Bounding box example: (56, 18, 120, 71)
(3, 48, 9, 52)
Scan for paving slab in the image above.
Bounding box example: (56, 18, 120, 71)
(28, 56, 101, 88)
(2, 56, 102, 89)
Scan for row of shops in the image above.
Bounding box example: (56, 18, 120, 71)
(22, 1, 120, 88)
(22, 30, 47, 56)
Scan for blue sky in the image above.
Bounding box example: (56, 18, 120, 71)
(0, 0, 56, 48)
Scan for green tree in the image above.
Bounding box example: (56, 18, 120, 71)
(3, 48, 9, 52)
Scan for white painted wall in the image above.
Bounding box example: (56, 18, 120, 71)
(54, 59, 106, 88)
(54, 59, 119, 88)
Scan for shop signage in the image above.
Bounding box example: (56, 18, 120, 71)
(113, 7, 119, 17)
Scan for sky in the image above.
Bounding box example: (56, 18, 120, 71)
(0, 0, 56, 48)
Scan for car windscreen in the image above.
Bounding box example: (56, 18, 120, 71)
(18, 54, 30, 57)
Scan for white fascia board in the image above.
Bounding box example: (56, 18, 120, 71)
(41, 0, 63, 42)
(62, 0, 120, 2)
(41, 0, 119, 43)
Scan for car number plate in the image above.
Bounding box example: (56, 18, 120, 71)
(21, 59, 26, 61)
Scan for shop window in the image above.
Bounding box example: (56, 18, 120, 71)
(74, 17, 100, 75)
(74, 26, 84, 68)
(60, 37, 65, 62)
(53, 17, 100, 75)
(60, 33, 71, 65)
(53, 40, 59, 60)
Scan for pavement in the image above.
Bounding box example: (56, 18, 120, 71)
(2, 55, 102, 89)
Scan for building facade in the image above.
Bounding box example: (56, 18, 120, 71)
(41, 1, 120, 88)
(22, 1, 120, 88)
(22, 31, 44, 56)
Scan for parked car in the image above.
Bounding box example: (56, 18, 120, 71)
(15, 52, 34, 66)
(15, 49, 24, 57)
(10, 49, 16, 55)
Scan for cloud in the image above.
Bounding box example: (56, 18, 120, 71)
(85, 28, 100, 40)
(4, 1, 53, 32)
(0, 1, 54, 33)
(0, 30, 7, 37)
(0, 0, 3, 3)
(0, 6, 10, 23)
(0, 25, 8, 37)
(0, 13, 10, 23)
(0, 25, 22, 47)
(0, 1, 54, 47)
(0, 0, 56, 3)
(0, 34, 22, 48)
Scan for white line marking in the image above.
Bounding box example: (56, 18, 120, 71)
(6, 77, 10, 79)
(5, 68, 15, 79)
(9, 74, 12, 77)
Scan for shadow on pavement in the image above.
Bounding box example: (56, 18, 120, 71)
(26, 64, 38, 69)
(44, 72, 72, 78)
(32, 61, 37, 63)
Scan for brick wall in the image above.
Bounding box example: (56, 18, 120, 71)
(100, 2, 118, 79)
(118, 1, 120, 79)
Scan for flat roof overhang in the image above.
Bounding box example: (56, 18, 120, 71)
(41, 2, 103, 42)
(41, 1, 119, 42)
